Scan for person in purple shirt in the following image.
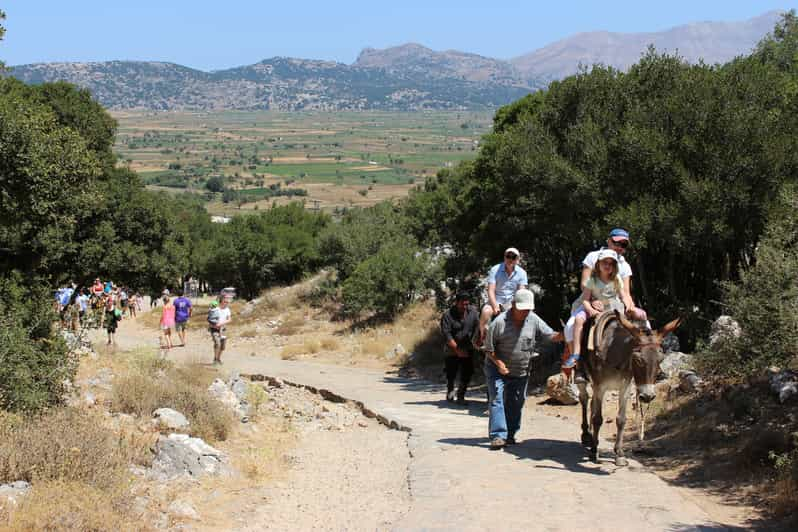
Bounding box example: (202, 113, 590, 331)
(173, 289, 193, 347)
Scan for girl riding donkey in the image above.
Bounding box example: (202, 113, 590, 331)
(562, 249, 646, 370)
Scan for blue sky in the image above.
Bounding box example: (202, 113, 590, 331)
(2, 1, 795, 70)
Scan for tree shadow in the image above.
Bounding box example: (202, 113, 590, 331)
(437, 436, 611, 476)
(403, 398, 488, 417)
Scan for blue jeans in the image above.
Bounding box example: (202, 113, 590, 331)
(485, 362, 529, 440)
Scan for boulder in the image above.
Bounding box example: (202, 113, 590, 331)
(768, 368, 798, 404)
(153, 408, 190, 431)
(545, 373, 580, 405)
(661, 332, 681, 353)
(208, 378, 239, 410)
(0, 481, 30, 506)
(150, 434, 228, 480)
(709, 315, 741, 348)
(660, 352, 694, 378)
(678, 370, 703, 393)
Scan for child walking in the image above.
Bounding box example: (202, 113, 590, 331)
(160, 294, 176, 349)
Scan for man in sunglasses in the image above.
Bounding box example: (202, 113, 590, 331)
(580, 228, 645, 321)
(477, 247, 528, 346)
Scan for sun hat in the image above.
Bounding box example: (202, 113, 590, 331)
(504, 247, 520, 258)
(597, 249, 619, 262)
(513, 289, 535, 310)
(609, 228, 630, 242)
(209, 300, 219, 308)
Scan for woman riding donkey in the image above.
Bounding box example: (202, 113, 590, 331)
(563, 228, 647, 370)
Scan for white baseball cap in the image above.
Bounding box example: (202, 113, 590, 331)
(513, 289, 535, 310)
(504, 247, 520, 258)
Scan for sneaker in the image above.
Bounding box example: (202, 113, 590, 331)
(489, 437, 506, 450)
(456, 395, 467, 405)
(562, 352, 580, 369)
(506, 436, 517, 445)
(446, 390, 455, 402)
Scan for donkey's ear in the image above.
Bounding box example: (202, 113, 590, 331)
(658, 316, 683, 337)
(615, 309, 643, 339)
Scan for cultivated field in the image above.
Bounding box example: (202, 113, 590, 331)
(112, 110, 494, 212)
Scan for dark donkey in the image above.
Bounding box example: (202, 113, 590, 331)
(577, 310, 682, 466)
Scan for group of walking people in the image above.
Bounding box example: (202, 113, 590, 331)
(440, 228, 647, 449)
(55, 279, 143, 344)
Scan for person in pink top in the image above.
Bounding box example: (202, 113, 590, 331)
(160, 294, 176, 349)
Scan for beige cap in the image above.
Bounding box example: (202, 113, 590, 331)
(504, 247, 521, 258)
(597, 249, 619, 262)
(513, 289, 535, 310)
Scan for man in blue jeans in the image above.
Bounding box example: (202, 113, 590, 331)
(484, 289, 563, 450)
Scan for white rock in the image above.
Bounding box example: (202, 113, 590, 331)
(769, 368, 798, 404)
(153, 408, 190, 431)
(0, 481, 31, 506)
(709, 315, 742, 347)
(208, 378, 239, 409)
(168, 500, 199, 520)
(660, 352, 694, 377)
(545, 373, 580, 405)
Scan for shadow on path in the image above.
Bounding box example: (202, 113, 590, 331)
(403, 399, 488, 417)
(437, 436, 610, 476)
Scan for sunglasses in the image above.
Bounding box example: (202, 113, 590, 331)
(505, 253, 518, 259)
(611, 240, 629, 249)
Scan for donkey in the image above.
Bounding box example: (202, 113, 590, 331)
(577, 310, 682, 466)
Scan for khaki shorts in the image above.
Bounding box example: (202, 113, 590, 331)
(210, 328, 227, 349)
(175, 321, 188, 332)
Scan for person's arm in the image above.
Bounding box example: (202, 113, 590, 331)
(485, 319, 509, 374)
(580, 265, 592, 291)
(620, 277, 636, 314)
(518, 269, 528, 292)
(440, 312, 461, 355)
(534, 314, 564, 343)
(487, 283, 498, 313)
(579, 288, 601, 318)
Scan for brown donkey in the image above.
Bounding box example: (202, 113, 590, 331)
(577, 310, 682, 466)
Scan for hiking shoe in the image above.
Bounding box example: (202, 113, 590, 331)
(446, 390, 455, 402)
(562, 353, 580, 369)
(456, 395, 467, 405)
(489, 437, 506, 450)
(506, 436, 517, 445)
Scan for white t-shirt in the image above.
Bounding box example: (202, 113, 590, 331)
(582, 248, 632, 279)
(216, 307, 232, 326)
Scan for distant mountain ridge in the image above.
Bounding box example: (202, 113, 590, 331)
(8, 10, 784, 111)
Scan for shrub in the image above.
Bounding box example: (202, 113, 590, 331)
(111, 359, 234, 443)
(0, 275, 77, 413)
(0, 407, 149, 486)
(698, 185, 798, 377)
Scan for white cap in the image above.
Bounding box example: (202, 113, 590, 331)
(504, 247, 521, 258)
(513, 289, 535, 310)
(597, 249, 619, 262)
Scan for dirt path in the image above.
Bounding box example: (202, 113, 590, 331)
(98, 313, 750, 531)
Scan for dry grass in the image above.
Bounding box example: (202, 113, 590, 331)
(0, 407, 150, 487)
(2, 480, 144, 531)
(320, 337, 341, 351)
(238, 328, 258, 338)
(303, 339, 321, 354)
(280, 345, 305, 360)
(275, 312, 306, 336)
(111, 353, 234, 443)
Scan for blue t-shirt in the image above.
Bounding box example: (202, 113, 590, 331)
(173, 297, 192, 323)
(487, 263, 528, 306)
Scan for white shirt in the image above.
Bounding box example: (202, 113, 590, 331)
(582, 248, 632, 279)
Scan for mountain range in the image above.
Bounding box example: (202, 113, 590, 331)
(8, 10, 783, 111)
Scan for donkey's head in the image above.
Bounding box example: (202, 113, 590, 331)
(614, 310, 683, 403)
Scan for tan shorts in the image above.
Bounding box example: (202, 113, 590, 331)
(175, 321, 188, 332)
(210, 329, 227, 349)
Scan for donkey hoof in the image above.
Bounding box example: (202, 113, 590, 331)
(615, 456, 628, 467)
(581, 433, 593, 447)
(590, 452, 599, 463)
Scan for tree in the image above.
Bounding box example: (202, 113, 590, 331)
(205, 176, 225, 192)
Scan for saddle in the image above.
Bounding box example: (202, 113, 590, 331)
(586, 310, 618, 358)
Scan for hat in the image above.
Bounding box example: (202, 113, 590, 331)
(597, 249, 619, 262)
(504, 247, 520, 258)
(209, 300, 219, 308)
(609, 228, 630, 242)
(513, 289, 535, 310)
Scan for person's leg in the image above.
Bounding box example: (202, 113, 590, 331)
(212, 331, 221, 363)
(504, 375, 529, 440)
(564, 312, 587, 368)
(477, 304, 493, 345)
(485, 363, 508, 441)
(180, 324, 187, 346)
(457, 356, 474, 402)
(218, 336, 226, 363)
(444, 356, 458, 401)
(166, 328, 173, 348)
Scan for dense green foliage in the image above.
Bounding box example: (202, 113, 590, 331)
(0, 275, 75, 412)
(699, 184, 798, 377)
(403, 13, 798, 350)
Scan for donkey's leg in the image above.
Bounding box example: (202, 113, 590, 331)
(614, 378, 632, 467)
(578, 381, 592, 447)
(590, 385, 605, 463)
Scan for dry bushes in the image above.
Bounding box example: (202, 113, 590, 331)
(111, 357, 234, 443)
(320, 337, 341, 351)
(280, 345, 304, 360)
(0, 407, 149, 487)
(4, 480, 143, 531)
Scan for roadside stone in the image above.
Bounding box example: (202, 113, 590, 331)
(545, 373, 580, 405)
(768, 367, 798, 404)
(0, 481, 30, 506)
(661, 332, 680, 353)
(83, 391, 97, 406)
(709, 315, 741, 348)
(168, 500, 199, 520)
(150, 433, 229, 480)
(660, 352, 694, 377)
(678, 370, 703, 393)
(208, 378, 239, 410)
(153, 408, 190, 431)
